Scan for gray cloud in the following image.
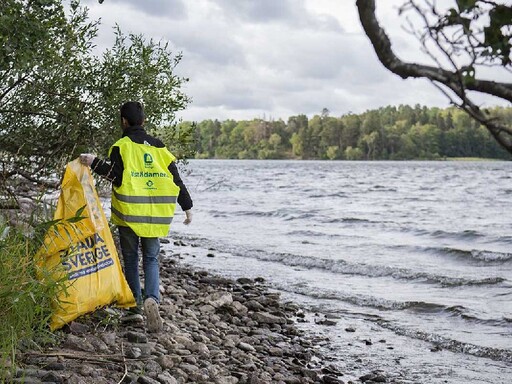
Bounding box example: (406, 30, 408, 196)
(86, 0, 187, 18)
(78, 0, 508, 123)
(211, 0, 342, 31)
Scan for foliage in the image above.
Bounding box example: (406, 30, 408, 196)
(356, 1, 512, 154)
(0, 0, 191, 197)
(0, 219, 64, 377)
(189, 105, 512, 160)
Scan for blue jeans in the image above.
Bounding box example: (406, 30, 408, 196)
(118, 226, 160, 305)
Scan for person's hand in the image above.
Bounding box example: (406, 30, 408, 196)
(79, 153, 95, 167)
(183, 210, 192, 225)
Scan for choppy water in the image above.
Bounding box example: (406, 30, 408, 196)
(168, 160, 512, 383)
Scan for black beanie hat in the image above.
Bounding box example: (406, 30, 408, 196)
(120, 101, 145, 126)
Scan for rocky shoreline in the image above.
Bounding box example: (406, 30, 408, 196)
(9, 247, 359, 384)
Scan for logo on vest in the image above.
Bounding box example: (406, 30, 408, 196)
(144, 179, 157, 190)
(144, 153, 154, 169)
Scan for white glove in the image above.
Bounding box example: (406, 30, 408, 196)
(183, 209, 192, 225)
(79, 153, 95, 167)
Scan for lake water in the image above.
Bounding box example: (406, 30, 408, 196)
(167, 160, 512, 383)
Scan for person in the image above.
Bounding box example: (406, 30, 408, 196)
(80, 101, 193, 333)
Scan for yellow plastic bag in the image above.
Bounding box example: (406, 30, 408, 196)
(36, 159, 135, 330)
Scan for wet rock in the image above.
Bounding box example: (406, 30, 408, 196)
(360, 372, 387, 382)
(252, 312, 287, 324)
(315, 318, 337, 326)
(323, 375, 345, 384)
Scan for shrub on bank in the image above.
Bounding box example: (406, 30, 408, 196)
(0, 219, 62, 380)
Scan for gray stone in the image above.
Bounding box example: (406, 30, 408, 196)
(157, 355, 175, 370)
(68, 321, 89, 335)
(192, 342, 210, 355)
(41, 371, 63, 383)
(215, 376, 239, 384)
(63, 374, 88, 384)
(100, 331, 117, 347)
(144, 360, 163, 377)
(360, 373, 386, 383)
(88, 335, 110, 353)
(138, 375, 160, 384)
(126, 331, 148, 343)
(126, 346, 142, 359)
(44, 362, 65, 371)
(252, 312, 286, 324)
(156, 371, 178, 384)
(198, 304, 216, 313)
(245, 300, 265, 311)
(323, 375, 345, 384)
(63, 334, 95, 352)
(173, 335, 194, 349)
(238, 342, 256, 352)
(231, 301, 248, 315)
(79, 365, 95, 377)
(207, 292, 233, 308)
(179, 363, 199, 375)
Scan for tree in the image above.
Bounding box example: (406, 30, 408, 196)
(0, 0, 190, 199)
(356, 0, 512, 155)
(288, 115, 310, 158)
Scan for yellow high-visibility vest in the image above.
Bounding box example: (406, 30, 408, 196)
(109, 137, 180, 237)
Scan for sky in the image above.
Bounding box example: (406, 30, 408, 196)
(81, 0, 511, 122)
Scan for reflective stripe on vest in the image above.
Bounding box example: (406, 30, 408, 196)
(111, 206, 173, 225)
(109, 136, 180, 237)
(113, 190, 177, 204)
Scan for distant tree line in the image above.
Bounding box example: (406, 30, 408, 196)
(181, 105, 512, 160)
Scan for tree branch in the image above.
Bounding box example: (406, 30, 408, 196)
(356, 0, 512, 154)
(356, 0, 512, 102)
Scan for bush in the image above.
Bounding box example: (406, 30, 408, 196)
(0, 219, 63, 379)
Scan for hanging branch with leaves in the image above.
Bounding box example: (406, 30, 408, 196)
(356, 0, 512, 153)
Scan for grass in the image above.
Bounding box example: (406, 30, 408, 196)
(0, 218, 63, 382)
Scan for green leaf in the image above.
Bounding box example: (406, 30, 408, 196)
(75, 205, 86, 218)
(456, 0, 476, 13)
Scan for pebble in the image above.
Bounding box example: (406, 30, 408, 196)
(13, 257, 392, 383)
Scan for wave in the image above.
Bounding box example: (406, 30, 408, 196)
(322, 217, 375, 224)
(367, 185, 397, 192)
(286, 230, 327, 237)
(208, 208, 318, 221)
(445, 306, 512, 327)
(232, 248, 507, 287)
(308, 192, 348, 199)
(377, 320, 512, 363)
(426, 246, 512, 263)
(172, 234, 508, 287)
(430, 229, 485, 240)
(279, 283, 511, 329)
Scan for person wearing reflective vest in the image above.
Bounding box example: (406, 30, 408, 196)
(80, 101, 193, 333)
(109, 136, 180, 237)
